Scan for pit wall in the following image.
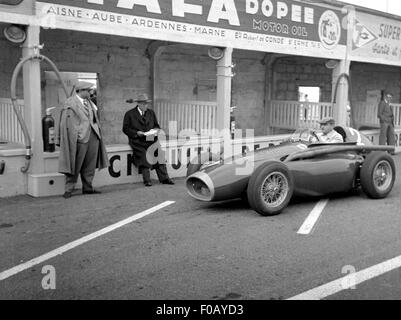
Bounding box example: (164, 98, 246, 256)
(0, 134, 286, 198)
(0, 147, 27, 197)
(1, 130, 400, 198)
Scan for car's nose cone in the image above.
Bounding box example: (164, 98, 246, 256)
(186, 172, 215, 201)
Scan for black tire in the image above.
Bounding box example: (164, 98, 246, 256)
(186, 152, 220, 177)
(247, 161, 294, 216)
(360, 151, 396, 199)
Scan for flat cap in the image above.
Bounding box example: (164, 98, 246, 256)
(75, 81, 94, 91)
(319, 117, 335, 125)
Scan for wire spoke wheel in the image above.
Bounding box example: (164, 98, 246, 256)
(361, 151, 395, 199)
(373, 160, 392, 191)
(247, 161, 294, 216)
(260, 172, 289, 208)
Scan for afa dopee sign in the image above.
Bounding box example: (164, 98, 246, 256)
(36, 0, 347, 59)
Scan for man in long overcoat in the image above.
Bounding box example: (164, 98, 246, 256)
(55, 81, 109, 198)
(122, 93, 174, 186)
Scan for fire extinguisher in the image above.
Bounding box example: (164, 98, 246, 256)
(230, 106, 237, 139)
(42, 107, 56, 152)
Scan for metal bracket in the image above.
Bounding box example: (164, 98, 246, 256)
(22, 43, 44, 55)
(216, 72, 235, 77)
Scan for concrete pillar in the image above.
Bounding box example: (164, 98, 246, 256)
(263, 57, 273, 135)
(331, 5, 354, 128)
(216, 47, 233, 141)
(22, 25, 44, 173)
(152, 46, 166, 102)
(147, 41, 169, 101)
(332, 59, 350, 127)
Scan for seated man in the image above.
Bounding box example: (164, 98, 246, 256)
(313, 117, 344, 143)
(122, 93, 174, 187)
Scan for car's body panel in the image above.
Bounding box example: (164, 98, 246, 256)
(287, 156, 359, 196)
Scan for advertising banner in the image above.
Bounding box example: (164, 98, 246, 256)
(351, 11, 401, 66)
(36, 0, 347, 59)
(0, 0, 35, 21)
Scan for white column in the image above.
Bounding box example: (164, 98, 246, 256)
(331, 4, 354, 128)
(216, 47, 233, 141)
(152, 46, 165, 102)
(332, 59, 350, 127)
(22, 25, 44, 173)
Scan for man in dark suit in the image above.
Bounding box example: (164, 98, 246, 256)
(378, 91, 395, 154)
(122, 93, 174, 186)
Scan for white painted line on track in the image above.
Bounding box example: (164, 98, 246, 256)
(297, 199, 329, 235)
(287, 253, 401, 300)
(0, 201, 175, 281)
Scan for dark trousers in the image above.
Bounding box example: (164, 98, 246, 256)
(65, 129, 99, 193)
(379, 122, 395, 146)
(140, 164, 169, 183)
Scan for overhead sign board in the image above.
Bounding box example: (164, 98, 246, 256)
(36, 0, 347, 59)
(351, 11, 401, 66)
(0, 0, 34, 15)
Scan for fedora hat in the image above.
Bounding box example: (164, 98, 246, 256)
(134, 93, 152, 102)
(75, 81, 94, 91)
(319, 117, 335, 125)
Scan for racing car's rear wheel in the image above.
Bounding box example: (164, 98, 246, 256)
(186, 152, 220, 177)
(247, 161, 294, 216)
(360, 151, 396, 199)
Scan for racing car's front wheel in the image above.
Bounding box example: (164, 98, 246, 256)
(360, 151, 396, 199)
(247, 161, 294, 216)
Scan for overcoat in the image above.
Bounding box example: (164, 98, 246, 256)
(378, 100, 394, 124)
(122, 106, 163, 170)
(54, 95, 109, 175)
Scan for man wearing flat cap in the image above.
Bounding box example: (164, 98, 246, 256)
(313, 117, 344, 143)
(378, 92, 395, 153)
(55, 81, 109, 198)
(122, 93, 174, 186)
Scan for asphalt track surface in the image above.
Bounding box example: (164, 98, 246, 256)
(0, 154, 400, 300)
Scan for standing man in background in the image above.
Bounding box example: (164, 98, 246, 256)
(378, 91, 395, 154)
(55, 81, 109, 198)
(122, 93, 174, 187)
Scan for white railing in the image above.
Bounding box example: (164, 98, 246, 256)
(395, 104, 401, 128)
(0, 98, 25, 143)
(353, 102, 378, 128)
(353, 102, 401, 129)
(269, 100, 333, 130)
(153, 99, 217, 136)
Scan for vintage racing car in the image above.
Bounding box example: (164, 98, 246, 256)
(186, 126, 396, 216)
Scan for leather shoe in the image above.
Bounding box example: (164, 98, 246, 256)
(144, 181, 152, 187)
(62, 192, 72, 199)
(83, 189, 101, 194)
(161, 179, 174, 185)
